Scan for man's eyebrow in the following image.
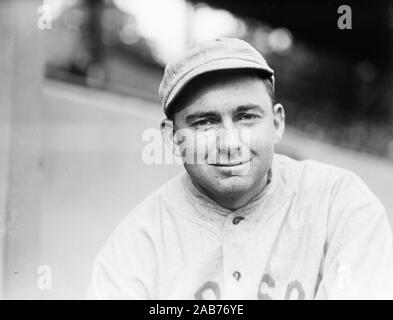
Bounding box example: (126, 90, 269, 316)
(235, 104, 265, 113)
(185, 111, 219, 123)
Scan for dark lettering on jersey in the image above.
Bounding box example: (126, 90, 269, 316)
(194, 275, 305, 300)
(257, 273, 275, 300)
(285, 280, 305, 300)
(257, 274, 306, 300)
(194, 281, 221, 300)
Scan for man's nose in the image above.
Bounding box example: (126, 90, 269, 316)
(216, 125, 242, 158)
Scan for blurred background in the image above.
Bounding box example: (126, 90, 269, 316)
(0, 0, 392, 299)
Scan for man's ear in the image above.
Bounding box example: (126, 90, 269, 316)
(160, 118, 181, 156)
(273, 103, 285, 144)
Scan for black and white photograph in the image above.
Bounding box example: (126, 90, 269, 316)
(0, 0, 393, 303)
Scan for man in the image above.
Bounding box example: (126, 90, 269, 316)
(88, 38, 393, 299)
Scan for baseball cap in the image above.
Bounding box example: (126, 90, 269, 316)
(159, 37, 275, 117)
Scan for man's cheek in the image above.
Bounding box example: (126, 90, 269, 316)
(195, 133, 214, 164)
(175, 129, 212, 164)
(239, 128, 252, 160)
(175, 129, 196, 164)
(249, 130, 274, 153)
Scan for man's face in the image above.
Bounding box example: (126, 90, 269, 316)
(166, 73, 284, 207)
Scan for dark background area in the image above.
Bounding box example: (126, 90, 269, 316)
(194, 0, 393, 155)
(46, 0, 393, 158)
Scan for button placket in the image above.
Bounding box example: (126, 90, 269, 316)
(222, 213, 247, 299)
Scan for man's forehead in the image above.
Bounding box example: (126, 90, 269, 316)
(181, 80, 271, 115)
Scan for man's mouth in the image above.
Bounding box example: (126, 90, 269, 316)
(210, 159, 251, 167)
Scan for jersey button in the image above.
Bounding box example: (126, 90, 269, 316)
(232, 271, 241, 281)
(232, 216, 244, 225)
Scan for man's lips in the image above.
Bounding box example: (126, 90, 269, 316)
(210, 159, 251, 167)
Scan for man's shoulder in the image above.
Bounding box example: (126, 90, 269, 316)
(274, 153, 350, 186)
(275, 153, 383, 210)
(119, 171, 188, 228)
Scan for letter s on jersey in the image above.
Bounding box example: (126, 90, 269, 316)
(258, 274, 306, 300)
(194, 281, 221, 300)
(257, 273, 275, 300)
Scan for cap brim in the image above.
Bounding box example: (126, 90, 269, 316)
(165, 58, 274, 115)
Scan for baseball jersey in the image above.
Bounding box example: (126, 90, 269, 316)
(87, 154, 393, 299)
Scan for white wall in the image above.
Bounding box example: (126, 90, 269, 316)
(39, 80, 182, 298)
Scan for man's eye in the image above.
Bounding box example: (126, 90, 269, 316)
(192, 119, 215, 128)
(237, 114, 259, 121)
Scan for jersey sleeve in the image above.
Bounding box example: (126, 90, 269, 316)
(86, 210, 158, 300)
(315, 171, 393, 299)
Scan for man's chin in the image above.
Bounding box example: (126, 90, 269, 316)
(213, 175, 253, 193)
(185, 164, 256, 194)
